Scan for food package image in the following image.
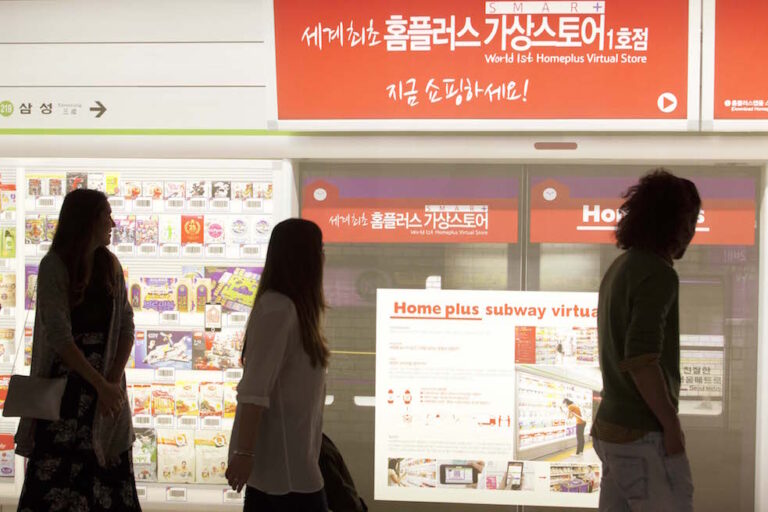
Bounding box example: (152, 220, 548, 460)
(25, 215, 45, 244)
(152, 383, 176, 416)
(0, 433, 15, 478)
(133, 428, 158, 482)
(164, 181, 186, 199)
(199, 382, 224, 418)
(112, 215, 136, 245)
(66, 172, 88, 192)
(211, 181, 231, 199)
(227, 217, 250, 245)
(133, 384, 152, 417)
(157, 429, 195, 483)
(143, 181, 164, 200)
(1, 227, 16, 259)
(135, 330, 193, 370)
(224, 382, 237, 419)
(44, 217, 58, 242)
(159, 215, 181, 245)
(252, 216, 272, 239)
(123, 180, 142, 199)
(186, 180, 209, 199)
(204, 216, 226, 245)
(24, 265, 38, 309)
(0, 274, 16, 309)
(195, 431, 229, 484)
(0, 330, 15, 366)
(135, 215, 159, 246)
(181, 215, 205, 245)
(232, 182, 253, 200)
(175, 381, 200, 418)
(254, 182, 273, 200)
(87, 173, 106, 194)
(205, 266, 262, 313)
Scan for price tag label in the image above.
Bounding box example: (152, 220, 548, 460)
(154, 367, 176, 383)
(166, 487, 187, 502)
(223, 489, 244, 503)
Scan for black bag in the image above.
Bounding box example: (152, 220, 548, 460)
(319, 434, 368, 512)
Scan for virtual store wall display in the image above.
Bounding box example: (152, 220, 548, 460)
(0, 164, 280, 507)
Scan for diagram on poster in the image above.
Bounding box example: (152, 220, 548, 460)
(375, 288, 601, 508)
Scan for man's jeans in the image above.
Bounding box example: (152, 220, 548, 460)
(593, 433, 694, 512)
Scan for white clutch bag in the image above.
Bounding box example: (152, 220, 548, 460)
(2, 375, 67, 421)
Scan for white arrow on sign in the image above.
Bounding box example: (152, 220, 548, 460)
(657, 92, 678, 114)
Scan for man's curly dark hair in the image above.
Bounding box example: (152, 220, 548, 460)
(615, 169, 701, 258)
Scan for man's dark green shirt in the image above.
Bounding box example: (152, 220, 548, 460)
(595, 249, 681, 432)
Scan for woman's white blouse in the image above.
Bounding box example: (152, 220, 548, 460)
(230, 291, 326, 494)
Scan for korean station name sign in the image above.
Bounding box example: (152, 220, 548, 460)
(274, 0, 695, 125)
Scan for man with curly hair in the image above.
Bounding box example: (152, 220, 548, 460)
(592, 169, 699, 511)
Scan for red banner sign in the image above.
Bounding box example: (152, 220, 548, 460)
(713, 0, 768, 121)
(530, 177, 755, 246)
(302, 177, 518, 243)
(274, 0, 692, 122)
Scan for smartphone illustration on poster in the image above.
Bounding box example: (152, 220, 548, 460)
(504, 461, 524, 490)
(439, 464, 478, 485)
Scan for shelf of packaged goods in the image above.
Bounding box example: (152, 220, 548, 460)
(23, 251, 267, 266)
(135, 483, 244, 511)
(517, 425, 567, 436)
(518, 435, 573, 451)
(23, 310, 249, 329)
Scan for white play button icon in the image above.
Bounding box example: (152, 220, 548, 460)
(657, 92, 678, 113)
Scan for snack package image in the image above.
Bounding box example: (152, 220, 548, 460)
(143, 181, 164, 200)
(135, 215, 159, 246)
(224, 382, 237, 419)
(123, 180, 142, 199)
(175, 381, 200, 418)
(204, 216, 226, 245)
(133, 384, 152, 417)
(0, 433, 15, 478)
(112, 215, 136, 245)
(0, 330, 15, 366)
(25, 215, 44, 244)
(44, 217, 58, 242)
(195, 431, 229, 484)
(186, 180, 209, 199)
(1, 227, 16, 259)
(232, 182, 253, 200)
(157, 429, 195, 483)
(133, 428, 158, 482)
(252, 216, 272, 238)
(181, 215, 205, 245)
(165, 181, 186, 199)
(227, 217, 250, 245)
(87, 173, 106, 193)
(199, 382, 224, 418)
(152, 383, 176, 417)
(211, 181, 231, 199)
(66, 172, 88, 192)
(0, 274, 16, 309)
(24, 265, 38, 309)
(159, 215, 181, 245)
(48, 176, 64, 196)
(205, 266, 262, 313)
(135, 330, 193, 370)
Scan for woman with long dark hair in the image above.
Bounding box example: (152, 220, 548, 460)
(227, 218, 330, 511)
(16, 189, 141, 510)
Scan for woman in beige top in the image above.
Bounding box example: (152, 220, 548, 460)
(227, 218, 329, 511)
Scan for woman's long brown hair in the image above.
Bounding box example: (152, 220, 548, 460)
(245, 218, 329, 368)
(50, 189, 116, 307)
